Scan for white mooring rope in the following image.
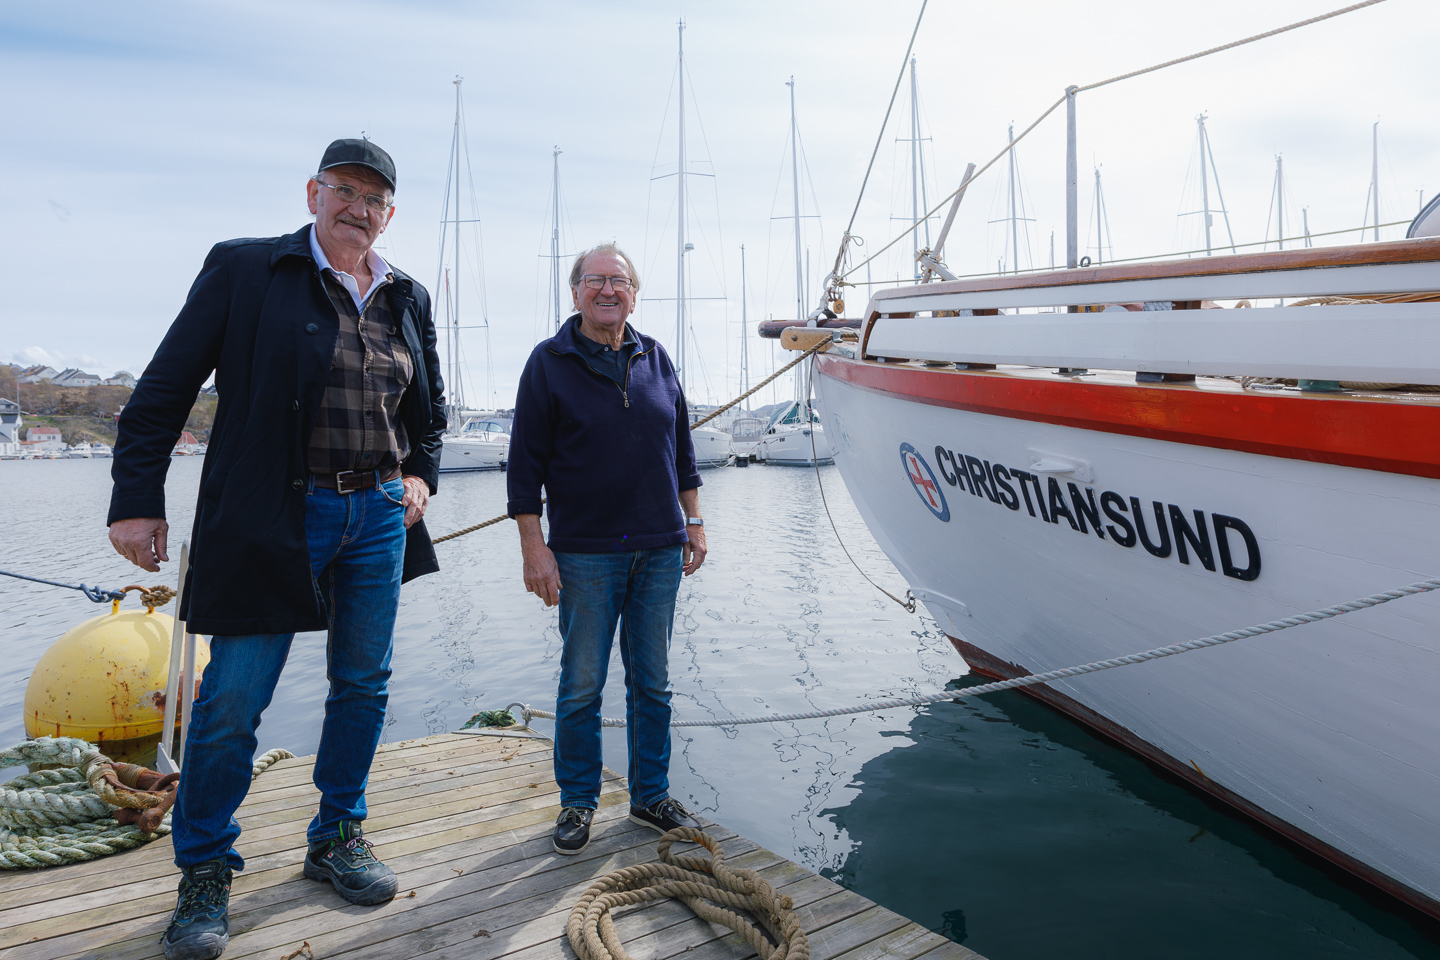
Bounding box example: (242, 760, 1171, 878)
(510, 577, 1440, 729)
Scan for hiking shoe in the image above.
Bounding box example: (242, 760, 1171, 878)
(161, 858, 231, 960)
(304, 820, 399, 905)
(629, 797, 700, 835)
(553, 806, 594, 855)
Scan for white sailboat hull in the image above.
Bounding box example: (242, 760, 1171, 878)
(691, 427, 734, 468)
(438, 436, 507, 473)
(759, 424, 834, 464)
(815, 355, 1440, 914)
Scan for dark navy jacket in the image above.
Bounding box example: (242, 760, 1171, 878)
(109, 225, 446, 636)
(507, 315, 701, 553)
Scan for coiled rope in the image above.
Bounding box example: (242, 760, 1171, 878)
(512, 575, 1440, 728)
(0, 737, 294, 869)
(429, 342, 831, 545)
(569, 826, 807, 960)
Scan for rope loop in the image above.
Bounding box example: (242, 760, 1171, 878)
(122, 584, 177, 613)
(568, 827, 809, 960)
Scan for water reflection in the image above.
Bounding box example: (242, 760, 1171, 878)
(821, 678, 1440, 959)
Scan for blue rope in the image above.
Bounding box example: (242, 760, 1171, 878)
(0, 569, 125, 604)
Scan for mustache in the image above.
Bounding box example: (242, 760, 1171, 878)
(336, 215, 371, 229)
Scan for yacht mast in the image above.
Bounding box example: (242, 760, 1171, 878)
(551, 147, 563, 331)
(740, 243, 750, 399)
(1274, 154, 1285, 250)
(676, 21, 688, 392)
(449, 79, 465, 418)
(1007, 125, 1020, 273)
(1371, 120, 1381, 241)
(1092, 166, 1107, 264)
(787, 77, 802, 322)
(1198, 115, 1212, 255)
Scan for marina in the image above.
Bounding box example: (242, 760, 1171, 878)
(5, 1, 1440, 957)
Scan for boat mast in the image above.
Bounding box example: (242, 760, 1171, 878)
(1198, 115, 1212, 256)
(787, 77, 802, 322)
(1275, 154, 1285, 250)
(1007, 125, 1019, 273)
(1092, 166, 1105, 264)
(740, 243, 750, 400)
(676, 21, 687, 393)
(551, 147, 563, 331)
(1371, 120, 1381, 241)
(450, 79, 465, 419)
(908, 57, 932, 275)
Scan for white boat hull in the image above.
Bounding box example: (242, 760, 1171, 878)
(759, 425, 833, 464)
(438, 436, 507, 472)
(691, 427, 734, 468)
(816, 355, 1440, 914)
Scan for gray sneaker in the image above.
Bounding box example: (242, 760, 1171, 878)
(161, 859, 231, 960)
(303, 820, 399, 905)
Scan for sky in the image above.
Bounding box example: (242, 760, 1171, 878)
(3, 0, 1435, 409)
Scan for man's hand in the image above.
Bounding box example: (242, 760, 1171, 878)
(679, 487, 706, 576)
(683, 524, 707, 576)
(516, 514, 561, 606)
(400, 475, 429, 529)
(109, 518, 170, 573)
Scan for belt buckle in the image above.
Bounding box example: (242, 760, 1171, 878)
(334, 469, 370, 494)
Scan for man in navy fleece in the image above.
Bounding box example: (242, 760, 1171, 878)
(507, 243, 708, 855)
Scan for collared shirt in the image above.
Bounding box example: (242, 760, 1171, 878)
(305, 226, 414, 475)
(575, 322, 640, 387)
(308, 226, 392, 309)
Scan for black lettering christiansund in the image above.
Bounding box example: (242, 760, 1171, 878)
(1011, 469, 1039, 518)
(1047, 477, 1079, 530)
(950, 451, 974, 494)
(1068, 483, 1106, 539)
(991, 464, 1021, 511)
(965, 455, 1001, 504)
(1101, 491, 1136, 547)
(1214, 514, 1261, 581)
(935, 446, 958, 486)
(1131, 498, 1172, 558)
(1169, 505, 1216, 571)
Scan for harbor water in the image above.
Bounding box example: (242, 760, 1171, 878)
(1, 458, 1437, 959)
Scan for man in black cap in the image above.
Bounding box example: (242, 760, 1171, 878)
(108, 138, 446, 960)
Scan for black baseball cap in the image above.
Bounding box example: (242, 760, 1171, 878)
(317, 138, 396, 192)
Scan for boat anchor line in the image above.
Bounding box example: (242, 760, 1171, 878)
(504, 576, 1440, 728)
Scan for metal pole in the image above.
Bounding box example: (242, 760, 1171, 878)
(1093, 167, 1103, 264)
(552, 147, 563, 331)
(1303, 207, 1312, 248)
(1276, 155, 1285, 251)
(676, 21, 687, 390)
(1008, 125, 1019, 274)
(740, 244, 749, 399)
(788, 77, 802, 320)
(156, 541, 190, 774)
(452, 79, 463, 415)
(915, 62, 931, 251)
(1372, 121, 1380, 241)
(1065, 86, 1078, 269)
(1198, 114, 1212, 256)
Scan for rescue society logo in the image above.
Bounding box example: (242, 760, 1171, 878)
(900, 442, 950, 522)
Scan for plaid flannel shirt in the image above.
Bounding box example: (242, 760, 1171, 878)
(305, 270, 414, 475)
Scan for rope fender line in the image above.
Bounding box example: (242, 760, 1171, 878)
(429, 341, 831, 546)
(513, 576, 1440, 729)
(0, 737, 294, 870)
(568, 826, 809, 960)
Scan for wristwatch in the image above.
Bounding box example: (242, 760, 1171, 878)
(685, 517, 705, 526)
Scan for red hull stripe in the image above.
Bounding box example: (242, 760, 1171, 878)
(819, 356, 1440, 479)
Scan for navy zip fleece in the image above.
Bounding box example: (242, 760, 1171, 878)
(507, 315, 701, 553)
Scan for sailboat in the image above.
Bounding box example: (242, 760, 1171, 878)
(663, 22, 732, 469)
(757, 76, 833, 466)
(435, 78, 508, 474)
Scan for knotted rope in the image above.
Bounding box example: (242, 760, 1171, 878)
(121, 583, 176, 613)
(0, 737, 294, 869)
(569, 827, 808, 960)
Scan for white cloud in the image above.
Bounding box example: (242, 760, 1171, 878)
(11, 346, 107, 374)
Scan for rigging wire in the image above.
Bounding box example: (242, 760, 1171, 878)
(838, 0, 1391, 283)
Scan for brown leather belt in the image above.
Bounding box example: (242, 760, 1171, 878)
(312, 465, 402, 493)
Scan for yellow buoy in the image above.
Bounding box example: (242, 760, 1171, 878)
(23, 610, 210, 744)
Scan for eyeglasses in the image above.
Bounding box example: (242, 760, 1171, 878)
(312, 178, 393, 213)
(579, 275, 634, 291)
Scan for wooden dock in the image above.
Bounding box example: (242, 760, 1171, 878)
(0, 733, 984, 960)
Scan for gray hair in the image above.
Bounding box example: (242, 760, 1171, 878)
(569, 243, 641, 293)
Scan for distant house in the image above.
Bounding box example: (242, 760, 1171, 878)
(24, 425, 65, 452)
(102, 371, 137, 388)
(0, 398, 20, 456)
(51, 368, 101, 388)
(18, 365, 60, 384)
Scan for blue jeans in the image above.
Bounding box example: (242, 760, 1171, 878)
(171, 478, 407, 870)
(553, 546, 683, 811)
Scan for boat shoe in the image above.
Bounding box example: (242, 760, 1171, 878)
(303, 820, 399, 905)
(161, 858, 231, 960)
(554, 806, 595, 855)
(629, 797, 701, 835)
